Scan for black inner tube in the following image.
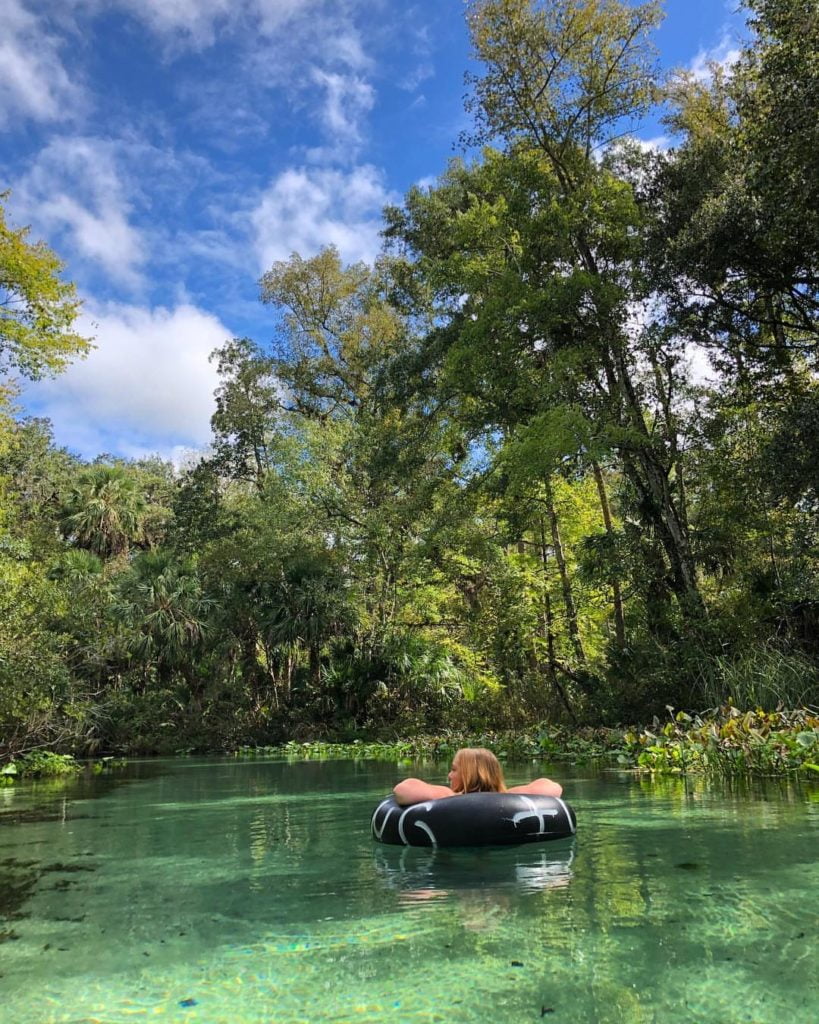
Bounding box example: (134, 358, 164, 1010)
(371, 792, 576, 847)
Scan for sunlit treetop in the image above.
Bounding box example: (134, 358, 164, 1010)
(464, 0, 663, 172)
(0, 193, 93, 381)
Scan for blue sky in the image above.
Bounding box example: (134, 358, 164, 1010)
(2, 0, 747, 464)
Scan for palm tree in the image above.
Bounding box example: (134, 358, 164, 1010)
(62, 465, 145, 559)
(115, 552, 212, 701)
(260, 551, 350, 689)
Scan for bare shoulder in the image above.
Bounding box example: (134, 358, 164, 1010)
(393, 778, 456, 806)
(506, 778, 563, 798)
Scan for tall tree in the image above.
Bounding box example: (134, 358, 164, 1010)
(464, 0, 703, 610)
(651, 0, 819, 378)
(385, 0, 710, 625)
(210, 338, 281, 488)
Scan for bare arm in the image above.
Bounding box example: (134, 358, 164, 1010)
(393, 778, 455, 806)
(506, 777, 563, 798)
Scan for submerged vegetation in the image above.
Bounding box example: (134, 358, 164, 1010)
(1, 0, 818, 772)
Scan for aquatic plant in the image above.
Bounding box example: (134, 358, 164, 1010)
(624, 705, 819, 777)
(231, 708, 819, 780)
(232, 727, 625, 765)
(0, 752, 126, 782)
(3, 751, 82, 778)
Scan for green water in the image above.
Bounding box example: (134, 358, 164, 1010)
(0, 758, 816, 1024)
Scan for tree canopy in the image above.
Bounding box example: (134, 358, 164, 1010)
(1, 0, 818, 759)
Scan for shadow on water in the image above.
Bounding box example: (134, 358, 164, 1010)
(0, 856, 40, 926)
(0, 760, 169, 927)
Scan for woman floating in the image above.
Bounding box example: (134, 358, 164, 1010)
(372, 748, 573, 847)
(393, 747, 563, 805)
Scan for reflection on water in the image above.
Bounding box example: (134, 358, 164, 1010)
(373, 841, 575, 937)
(0, 757, 817, 1024)
(374, 839, 575, 903)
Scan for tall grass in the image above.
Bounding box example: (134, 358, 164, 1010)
(694, 646, 819, 711)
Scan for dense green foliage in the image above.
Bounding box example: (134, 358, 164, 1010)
(1, 0, 817, 765)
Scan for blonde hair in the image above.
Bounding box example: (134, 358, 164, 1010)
(452, 748, 507, 794)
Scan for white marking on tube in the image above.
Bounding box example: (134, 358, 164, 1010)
(398, 802, 433, 846)
(413, 821, 438, 847)
(372, 800, 395, 839)
(554, 797, 576, 834)
(511, 796, 558, 833)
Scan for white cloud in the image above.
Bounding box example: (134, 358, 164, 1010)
(251, 164, 394, 268)
(632, 135, 670, 154)
(12, 137, 147, 287)
(689, 32, 741, 83)
(27, 302, 229, 457)
(64, 0, 311, 52)
(288, 23, 373, 75)
(112, 0, 238, 49)
(399, 62, 434, 92)
(73, 0, 363, 56)
(415, 174, 437, 191)
(103, 0, 381, 169)
(116, 442, 210, 471)
(9, 133, 232, 290)
(310, 68, 374, 152)
(0, 0, 85, 127)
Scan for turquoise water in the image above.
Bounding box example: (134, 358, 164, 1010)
(1, 758, 817, 1023)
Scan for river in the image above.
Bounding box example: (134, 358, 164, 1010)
(1, 756, 816, 1023)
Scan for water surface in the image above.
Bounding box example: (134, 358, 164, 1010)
(1, 757, 816, 1023)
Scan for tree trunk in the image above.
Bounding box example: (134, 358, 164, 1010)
(603, 342, 704, 615)
(241, 629, 267, 708)
(517, 539, 541, 679)
(308, 642, 321, 687)
(538, 528, 557, 679)
(544, 477, 586, 665)
(591, 459, 626, 648)
(539, 519, 577, 722)
(522, 99, 705, 617)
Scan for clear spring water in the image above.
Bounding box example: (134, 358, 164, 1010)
(0, 757, 817, 1024)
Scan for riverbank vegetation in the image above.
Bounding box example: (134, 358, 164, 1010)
(235, 703, 819, 778)
(1, 0, 817, 770)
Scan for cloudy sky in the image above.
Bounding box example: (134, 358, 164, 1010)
(2, 0, 746, 463)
